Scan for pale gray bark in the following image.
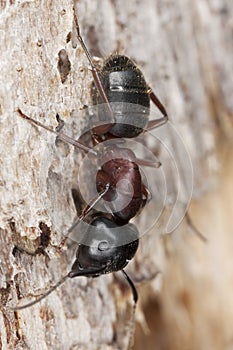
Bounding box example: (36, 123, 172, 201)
(0, 0, 232, 349)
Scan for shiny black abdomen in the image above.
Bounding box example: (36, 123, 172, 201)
(99, 55, 150, 138)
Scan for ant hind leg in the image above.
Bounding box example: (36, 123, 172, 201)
(185, 212, 207, 242)
(147, 87, 168, 131)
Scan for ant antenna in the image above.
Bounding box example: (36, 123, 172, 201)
(185, 212, 207, 242)
(12, 274, 69, 311)
(16, 108, 97, 156)
(12, 266, 106, 310)
(122, 270, 138, 350)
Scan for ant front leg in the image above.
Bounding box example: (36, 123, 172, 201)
(57, 183, 111, 251)
(146, 87, 168, 131)
(60, 183, 110, 248)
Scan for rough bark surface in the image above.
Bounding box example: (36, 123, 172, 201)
(0, 0, 232, 350)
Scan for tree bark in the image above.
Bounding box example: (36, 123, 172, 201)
(0, 0, 232, 350)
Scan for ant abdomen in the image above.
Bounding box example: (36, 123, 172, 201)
(98, 54, 150, 138)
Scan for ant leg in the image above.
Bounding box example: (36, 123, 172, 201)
(59, 184, 110, 247)
(135, 157, 161, 168)
(73, 8, 115, 128)
(62, 183, 110, 243)
(147, 116, 168, 131)
(146, 87, 168, 131)
(185, 212, 207, 243)
(17, 109, 97, 156)
(121, 270, 138, 350)
(148, 87, 168, 117)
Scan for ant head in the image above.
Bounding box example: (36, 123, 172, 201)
(69, 216, 139, 278)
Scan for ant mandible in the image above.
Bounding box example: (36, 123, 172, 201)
(14, 6, 170, 350)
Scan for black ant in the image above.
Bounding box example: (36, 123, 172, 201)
(13, 6, 205, 350)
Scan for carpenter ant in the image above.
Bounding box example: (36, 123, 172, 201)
(13, 6, 205, 350)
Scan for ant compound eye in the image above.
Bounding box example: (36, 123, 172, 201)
(98, 240, 109, 251)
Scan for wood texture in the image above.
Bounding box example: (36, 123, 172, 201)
(0, 0, 232, 349)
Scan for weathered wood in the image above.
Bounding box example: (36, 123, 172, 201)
(0, 0, 232, 349)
